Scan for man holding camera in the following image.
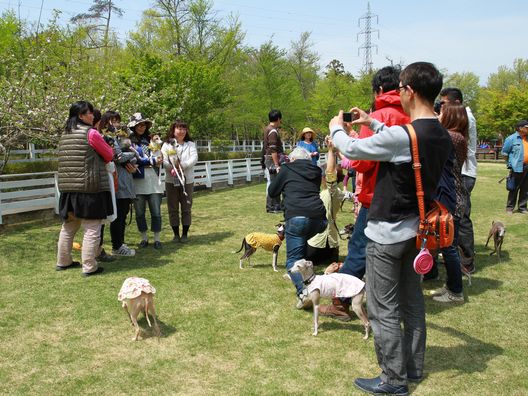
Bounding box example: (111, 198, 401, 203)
(263, 109, 284, 213)
(330, 62, 452, 395)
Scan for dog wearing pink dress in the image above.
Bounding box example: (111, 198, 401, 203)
(290, 259, 370, 338)
(118, 277, 161, 340)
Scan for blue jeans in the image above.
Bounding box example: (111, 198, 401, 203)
(134, 193, 163, 233)
(285, 216, 327, 295)
(441, 218, 463, 294)
(340, 206, 369, 279)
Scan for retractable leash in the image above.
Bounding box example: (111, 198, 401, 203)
(414, 233, 434, 275)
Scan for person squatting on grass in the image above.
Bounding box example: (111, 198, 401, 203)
(161, 120, 198, 243)
(56, 101, 115, 277)
(268, 147, 327, 309)
(330, 62, 453, 395)
(304, 138, 346, 266)
(128, 113, 165, 250)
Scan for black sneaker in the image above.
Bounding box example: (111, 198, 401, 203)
(139, 240, 149, 248)
(56, 261, 81, 271)
(354, 376, 408, 396)
(82, 267, 104, 277)
(96, 248, 115, 262)
(180, 235, 188, 243)
(153, 241, 162, 249)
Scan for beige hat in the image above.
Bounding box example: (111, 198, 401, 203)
(299, 127, 316, 140)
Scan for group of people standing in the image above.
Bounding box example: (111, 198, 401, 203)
(263, 62, 479, 395)
(55, 101, 198, 276)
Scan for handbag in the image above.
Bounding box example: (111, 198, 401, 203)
(407, 124, 455, 251)
(506, 171, 516, 191)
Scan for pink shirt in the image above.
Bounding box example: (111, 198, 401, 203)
(88, 129, 113, 163)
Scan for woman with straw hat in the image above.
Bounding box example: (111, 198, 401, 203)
(297, 127, 320, 166)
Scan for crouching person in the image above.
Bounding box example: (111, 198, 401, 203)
(305, 137, 345, 266)
(268, 147, 327, 309)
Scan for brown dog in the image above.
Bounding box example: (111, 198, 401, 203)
(118, 277, 161, 341)
(486, 220, 506, 260)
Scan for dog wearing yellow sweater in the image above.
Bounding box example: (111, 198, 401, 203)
(235, 223, 285, 271)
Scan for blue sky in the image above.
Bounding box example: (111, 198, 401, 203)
(2, 0, 527, 84)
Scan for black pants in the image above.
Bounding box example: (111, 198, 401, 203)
(458, 175, 476, 259)
(305, 242, 339, 266)
(110, 198, 132, 250)
(506, 166, 528, 211)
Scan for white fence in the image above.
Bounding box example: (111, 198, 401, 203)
(2, 141, 296, 164)
(0, 154, 327, 225)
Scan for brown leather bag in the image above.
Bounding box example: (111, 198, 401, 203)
(407, 124, 454, 251)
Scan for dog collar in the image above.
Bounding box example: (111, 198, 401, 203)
(303, 274, 316, 285)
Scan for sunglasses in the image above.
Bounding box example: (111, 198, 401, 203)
(397, 85, 410, 92)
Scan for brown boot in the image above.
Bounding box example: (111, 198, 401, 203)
(319, 298, 352, 321)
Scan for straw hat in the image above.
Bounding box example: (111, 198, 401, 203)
(127, 112, 153, 129)
(299, 127, 316, 140)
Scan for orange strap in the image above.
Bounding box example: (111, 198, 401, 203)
(407, 124, 426, 222)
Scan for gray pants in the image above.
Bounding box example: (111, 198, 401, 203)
(366, 237, 425, 386)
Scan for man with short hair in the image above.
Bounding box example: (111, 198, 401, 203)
(440, 87, 477, 274)
(330, 62, 453, 395)
(502, 120, 528, 214)
(263, 109, 284, 213)
(320, 66, 410, 320)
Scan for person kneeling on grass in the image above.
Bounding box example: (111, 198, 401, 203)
(268, 147, 327, 309)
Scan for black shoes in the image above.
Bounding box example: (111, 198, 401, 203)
(139, 240, 149, 248)
(82, 267, 104, 277)
(153, 241, 162, 249)
(354, 376, 409, 395)
(96, 248, 115, 262)
(56, 261, 81, 271)
(180, 234, 188, 243)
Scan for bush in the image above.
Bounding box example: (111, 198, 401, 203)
(2, 160, 58, 174)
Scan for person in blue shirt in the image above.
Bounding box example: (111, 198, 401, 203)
(501, 119, 528, 213)
(296, 127, 319, 166)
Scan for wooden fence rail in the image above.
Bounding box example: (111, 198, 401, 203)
(0, 154, 327, 225)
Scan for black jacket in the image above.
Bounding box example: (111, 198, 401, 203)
(268, 159, 325, 220)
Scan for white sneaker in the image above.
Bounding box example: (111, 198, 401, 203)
(430, 285, 448, 297)
(112, 244, 136, 257)
(295, 289, 313, 309)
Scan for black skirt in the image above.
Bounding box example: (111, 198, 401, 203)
(59, 191, 113, 220)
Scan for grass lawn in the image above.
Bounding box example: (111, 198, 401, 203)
(1, 162, 527, 395)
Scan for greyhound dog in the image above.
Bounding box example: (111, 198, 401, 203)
(235, 223, 285, 271)
(118, 277, 161, 341)
(486, 220, 506, 260)
(290, 259, 370, 338)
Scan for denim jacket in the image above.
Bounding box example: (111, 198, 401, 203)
(501, 132, 526, 173)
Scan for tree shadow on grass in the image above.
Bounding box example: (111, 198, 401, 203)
(425, 322, 503, 376)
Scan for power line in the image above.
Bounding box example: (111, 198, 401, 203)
(357, 2, 379, 73)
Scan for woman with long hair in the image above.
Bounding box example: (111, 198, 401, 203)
(161, 120, 198, 242)
(56, 101, 114, 276)
(430, 103, 469, 303)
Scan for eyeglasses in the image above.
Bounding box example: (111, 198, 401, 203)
(439, 100, 446, 106)
(397, 85, 409, 92)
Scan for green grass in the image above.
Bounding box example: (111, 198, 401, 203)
(1, 163, 527, 395)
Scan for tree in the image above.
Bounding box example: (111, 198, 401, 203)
(487, 58, 528, 92)
(70, 0, 124, 57)
(288, 32, 319, 102)
(443, 71, 480, 111)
